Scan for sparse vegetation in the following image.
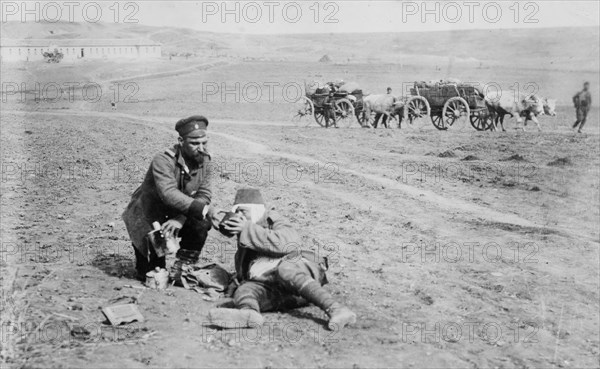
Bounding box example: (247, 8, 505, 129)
(1, 19, 598, 369)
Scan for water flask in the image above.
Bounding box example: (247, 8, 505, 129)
(152, 221, 180, 254)
(165, 234, 179, 254)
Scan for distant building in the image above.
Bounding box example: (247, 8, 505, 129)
(0, 39, 162, 62)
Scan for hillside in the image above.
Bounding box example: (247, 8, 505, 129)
(1, 21, 598, 70)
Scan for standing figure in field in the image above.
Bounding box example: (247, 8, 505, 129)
(323, 90, 337, 128)
(122, 115, 215, 281)
(572, 82, 592, 133)
(208, 188, 357, 331)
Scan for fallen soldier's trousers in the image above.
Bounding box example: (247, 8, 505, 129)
(233, 258, 331, 313)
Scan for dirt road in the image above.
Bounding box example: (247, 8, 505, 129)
(1, 107, 599, 368)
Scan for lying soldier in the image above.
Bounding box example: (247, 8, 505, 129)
(208, 188, 356, 330)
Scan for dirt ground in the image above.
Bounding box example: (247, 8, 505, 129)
(1, 59, 599, 369)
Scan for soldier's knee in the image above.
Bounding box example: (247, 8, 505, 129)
(278, 260, 314, 289)
(188, 216, 212, 233)
(276, 260, 296, 281)
(233, 284, 261, 310)
(277, 260, 310, 285)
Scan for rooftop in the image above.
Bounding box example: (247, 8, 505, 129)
(0, 38, 161, 47)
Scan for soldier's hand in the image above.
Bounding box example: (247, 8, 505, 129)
(225, 277, 239, 297)
(207, 207, 223, 230)
(222, 214, 247, 235)
(161, 219, 183, 239)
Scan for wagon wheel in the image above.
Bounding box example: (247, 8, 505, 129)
(334, 98, 355, 128)
(441, 97, 470, 130)
(469, 110, 494, 131)
(404, 96, 431, 129)
(313, 108, 326, 127)
(483, 112, 495, 131)
(291, 96, 315, 127)
(431, 114, 447, 130)
(357, 110, 372, 128)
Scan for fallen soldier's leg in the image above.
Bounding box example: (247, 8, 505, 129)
(277, 259, 356, 330)
(208, 279, 310, 329)
(208, 307, 264, 329)
(208, 281, 273, 328)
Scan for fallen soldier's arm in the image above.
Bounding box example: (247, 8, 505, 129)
(238, 211, 301, 257)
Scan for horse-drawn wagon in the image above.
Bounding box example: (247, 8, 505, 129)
(407, 81, 493, 130)
(292, 82, 356, 127)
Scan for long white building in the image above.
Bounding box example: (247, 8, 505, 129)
(0, 39, 162, 62)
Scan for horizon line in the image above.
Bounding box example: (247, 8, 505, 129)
(1, 21, 598, 38)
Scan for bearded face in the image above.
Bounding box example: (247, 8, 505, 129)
(179, 135, 209, 163)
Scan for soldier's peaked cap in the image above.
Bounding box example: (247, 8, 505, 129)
(233, 188, 265, 205)
(175, 115, 209, 138)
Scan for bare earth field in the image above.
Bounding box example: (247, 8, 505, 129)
(1, 58, 599, 369)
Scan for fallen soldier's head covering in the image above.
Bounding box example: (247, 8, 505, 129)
(231, 188, 266, 223)
(175, 115, 209, 138)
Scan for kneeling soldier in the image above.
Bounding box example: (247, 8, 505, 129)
(122, 115, 214, 281)
(208, 188, 356, 331)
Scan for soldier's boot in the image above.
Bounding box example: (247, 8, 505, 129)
(132, 244, 147, 281)
(325, 303, 357, 331)
(297, 280, 356, 330)
(169, 249, 201, 285)
(133, 244, 165, 281)
(207, 308, 264, 329)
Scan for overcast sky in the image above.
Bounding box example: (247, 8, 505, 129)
(3, 1, 600, 34)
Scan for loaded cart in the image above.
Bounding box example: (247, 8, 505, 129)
(409, 81, 493, 131)
(292, 82, 358, 128)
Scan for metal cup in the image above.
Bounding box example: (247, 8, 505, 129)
(145, 270, 157, 289)
(218, 211, 238, 238)
(146, 269, 169, 290)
